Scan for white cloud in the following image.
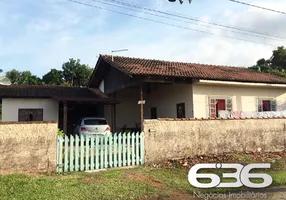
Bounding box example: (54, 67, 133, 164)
(1, 0, 286, 76)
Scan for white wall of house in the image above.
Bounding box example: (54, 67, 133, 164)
(104, 81, 286, 130)
(193, 83, 286, 118)
(104, 83, 193, 131)
(144, 83, 193, 118)
(2, 98, 59, 122)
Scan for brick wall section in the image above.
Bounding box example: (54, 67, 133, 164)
(0, 121, 58, 172)
(143, 118, 286, 163)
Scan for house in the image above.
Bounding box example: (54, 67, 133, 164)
(0, 85, 118, 134)
(88, 54, 286, 132)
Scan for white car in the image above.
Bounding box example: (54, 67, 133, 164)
(73, 117, 111, 136)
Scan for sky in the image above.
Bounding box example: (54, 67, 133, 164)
(0, 0, 285, 77)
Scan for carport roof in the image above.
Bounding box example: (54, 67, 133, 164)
(0, 85, 118, 104)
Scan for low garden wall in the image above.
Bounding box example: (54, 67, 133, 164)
(0, 121, 58, 173)
(143, 118, 286, 163)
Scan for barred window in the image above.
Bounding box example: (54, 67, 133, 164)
(18, 109, 43, 122)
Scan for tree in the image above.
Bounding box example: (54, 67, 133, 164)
(249, 46, 286, 77)
(62, 58, 93, 87)
(6, 69, 42, 85)
(42, 69, 64, 85)
(271, 46, 286, 71)
(5, 58, 92, 86)
(6, 69, 21, 84)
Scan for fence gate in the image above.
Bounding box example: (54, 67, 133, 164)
(56, 132, 144, 173)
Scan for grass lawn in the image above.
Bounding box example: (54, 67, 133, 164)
(0, 153, 285, 200)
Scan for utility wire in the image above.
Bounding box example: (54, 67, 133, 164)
(228, 0, 286, 15)
(64, 0, 277, 47)
(89, 0, 284, 42)
(99, 0, 286, 40)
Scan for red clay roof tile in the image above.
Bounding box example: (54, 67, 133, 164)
(100, 55, 286, 84)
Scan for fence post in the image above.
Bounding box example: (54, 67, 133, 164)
(56, 135, 63, 173)
(131, 132, 135, 166)
(114, 133, 118, 167)
(95, 135, 99, 170)
(136, 132, 139, 165)
(100, 136, 104, 169)
(140, 132, 144, 164)
(75, 135, 79, 171)
(69, 135, 74, 172)
(90, 136, 95, 170)
(123, 132, 126, 166)
(127, 132, 130, 166)
(85, 136, 90, 171)
(109, 134, 113, 167)
(80, 135, 84, 171)
(64, 135, 69, 172)
(104, 135, 108, 168)
(118, 133, 122, 167)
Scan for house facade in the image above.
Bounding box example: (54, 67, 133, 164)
(2, 98, 58, 122)
(2, 55, 286, 134)
(88, 55, 286, 132)
(0, 85, 118, 134)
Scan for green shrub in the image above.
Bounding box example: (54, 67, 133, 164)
(57, 129, 65, 137)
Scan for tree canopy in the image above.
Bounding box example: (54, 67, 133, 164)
(61, 58, 93, 87)
(5, 58, 93, 87)
(249, 46, 286, 78)
(6, 70, 42, 85)
(42, 69, 64, 85)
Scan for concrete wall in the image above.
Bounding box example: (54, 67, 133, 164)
(104, 83, 193, 132)
(2, 98, 59, 122)
(0, 121, 58, 172)
(143, 118, 286, 163)
(193, 84, 286, 118)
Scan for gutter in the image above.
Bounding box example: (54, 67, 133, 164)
(196, 80, 286, 88)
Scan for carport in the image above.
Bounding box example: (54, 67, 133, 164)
(54, 88, 119, 134)
(0, 85, 119, 134)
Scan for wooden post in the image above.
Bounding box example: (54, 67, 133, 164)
(63, 102, 67, 134)
(140, 84, 144, 132)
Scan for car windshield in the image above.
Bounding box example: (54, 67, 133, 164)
(84, 119, 107, 125)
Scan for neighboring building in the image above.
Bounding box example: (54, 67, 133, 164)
(0, 85, 118, 134)
(88, 55, 286, 132)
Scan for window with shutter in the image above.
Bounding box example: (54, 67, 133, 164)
(210, 99, 216, 118)
(256, 98, 276, 112)
(271, 100, 277, 111)
(257, 98, 263, 112)
(226, 98, 232, 112)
